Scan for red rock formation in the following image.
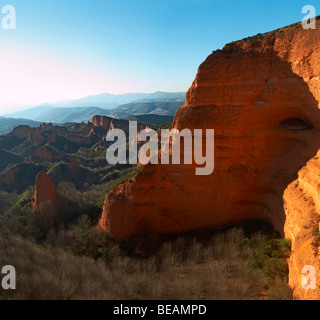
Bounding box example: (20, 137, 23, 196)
(109, 121, 115, 131)
(92, 115, 133, 134)
(33, 171, 60, 207)
(284, 156, 320, 300)
(47, 132, 57, 144)
(100, 20, 320, 299)
(92, 115, 112, 129)
(8, 125, 33, 139)
(26, 146, 80, 164)
(28, 128, 46, 147)
(40, 123, 54, 131)
(27, 146, 61, 162)
(108, 119, 132, 134)
(65, 134, 91, 145)
(80, 122, 96, 135)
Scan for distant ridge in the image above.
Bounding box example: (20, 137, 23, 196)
(5, 91, 186, 119)
(4, 91, 185, 124)
(0, 117, 42, 136)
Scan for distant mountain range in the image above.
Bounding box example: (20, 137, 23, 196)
(113, 101, 183, 116)
(26, 106, 113, 124)
(126, 114, 174, 127)
(53, 91, 186, 109)
(5, 91, 186, 124)
(0, 117, 42, 136)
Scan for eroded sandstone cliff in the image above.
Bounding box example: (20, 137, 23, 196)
(33, 171, 60, 207)
(100, 19, 320, 299)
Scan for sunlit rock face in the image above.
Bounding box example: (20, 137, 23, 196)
(100, 19, 320, 299)
(92, 115, 113, 129)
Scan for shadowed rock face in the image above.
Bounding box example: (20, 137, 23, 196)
(100, 20, 320, 299)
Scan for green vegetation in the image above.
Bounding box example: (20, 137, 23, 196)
(100, 165, 142, 190)
(241, 234, 291, 280)
(11, 140, 38, 157)
(11, 187, 34, 210)
(76, 142, 107, 159)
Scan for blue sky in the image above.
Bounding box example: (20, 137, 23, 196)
(0, 0, 316, 112)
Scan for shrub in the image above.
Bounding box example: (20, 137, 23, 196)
(242, 233, 291, 279)
(0, 210, 292, 300)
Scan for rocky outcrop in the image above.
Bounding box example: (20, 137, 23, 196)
(26, 146, 77, 163)
(65, 134, 92, 145)
(8, 125, 33, 139)
(80, 122, 96, 135)
(0, 125, 34, 150)
(47, 131, 57, 144)
(33, 171, 60, 207)
(28, 128, 46, 147)
(92, 115, 113, 129)
(92, 115, 140, 134)
(40, 122, 54, 131)
(284, 152, 320, 300)
(0, 163, 46, 193)
(100, 19, 320, 299)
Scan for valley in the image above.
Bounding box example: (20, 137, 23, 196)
(1, 8, 320, 301)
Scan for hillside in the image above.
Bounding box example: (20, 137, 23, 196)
(0, 117, 42, 135)
(0, 114, 159, 194)
(54, 91, 186, 109)
(112, 101, 183, 116)
(126, 114, 173, 126)
(3, 105, 53, 121)
(33, 107, 113, 123)
(0, 149, 23, 171)
(3, 102, 183, 125)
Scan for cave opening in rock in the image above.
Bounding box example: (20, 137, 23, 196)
(280, 117, 313, 130)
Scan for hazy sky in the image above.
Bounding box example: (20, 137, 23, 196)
(0, 0, 316, 113)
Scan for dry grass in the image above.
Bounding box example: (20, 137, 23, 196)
(0, 227, 292, 300)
